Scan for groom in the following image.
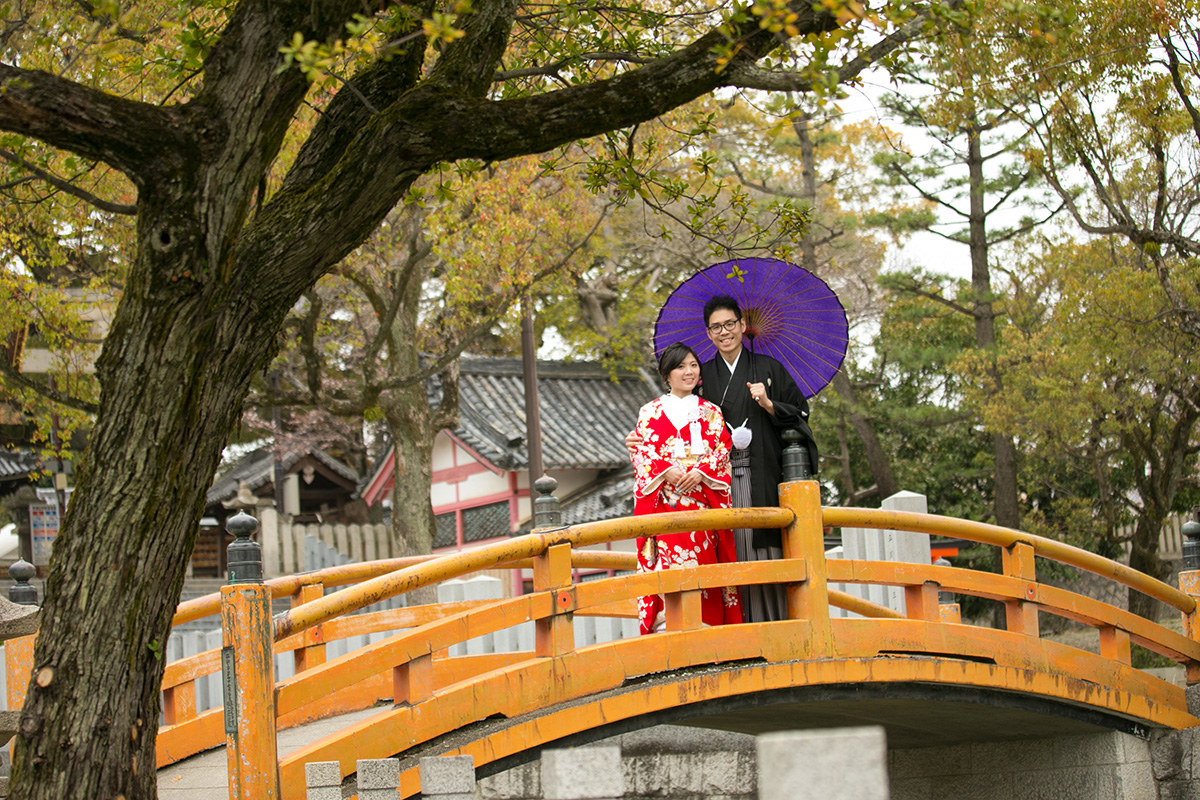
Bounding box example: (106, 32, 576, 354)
(696, 295, 819, 622)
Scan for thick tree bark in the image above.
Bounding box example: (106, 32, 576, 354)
(11, 242, 293, 796)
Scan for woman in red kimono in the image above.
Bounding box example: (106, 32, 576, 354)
(631, 342, 743, 634)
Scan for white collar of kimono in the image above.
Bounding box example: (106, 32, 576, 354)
(660, 392, 700, 431)
(722, 350, 741, 374)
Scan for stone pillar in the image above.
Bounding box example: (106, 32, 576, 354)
(842, 491, 931, 615)
(358, 757, 401, 800)
(304, 761, 342, 800)
(533, 475, 562, 529)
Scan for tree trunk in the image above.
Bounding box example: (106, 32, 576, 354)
(386, 398, 440, 560)
(830, 371, 898, 502)
(1128, 517, 1168, 620)
(965, 121, 1020, 531)
(10, 261, 288, 797)
(793, 114, 898, 503)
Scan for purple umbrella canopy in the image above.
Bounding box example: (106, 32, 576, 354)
(654, 258, 848, 398)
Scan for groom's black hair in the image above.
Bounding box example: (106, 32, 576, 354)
(703, 295, 742, 325)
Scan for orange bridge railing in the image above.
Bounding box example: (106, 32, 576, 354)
(9, 479, 1198, 798)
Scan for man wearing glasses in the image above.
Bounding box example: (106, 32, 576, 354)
(698, 294, 818, 623)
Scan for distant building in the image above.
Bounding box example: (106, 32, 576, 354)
(195, 446, 361, 577)
(362, 356, 657, 563)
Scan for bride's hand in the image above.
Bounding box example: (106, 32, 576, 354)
(676, 469, 702, 493)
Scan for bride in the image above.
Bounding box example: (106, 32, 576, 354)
(630, 342, 743, 634)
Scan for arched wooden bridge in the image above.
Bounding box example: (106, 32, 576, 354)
(46, 480, 1200, 797)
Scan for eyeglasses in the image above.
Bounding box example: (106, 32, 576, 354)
(706, 319, 742, 334)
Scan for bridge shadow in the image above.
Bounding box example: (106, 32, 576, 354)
(423, 662, 1160, 779)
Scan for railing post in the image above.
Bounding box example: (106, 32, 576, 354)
(1179, 518, 1200, 684)
(221, 511, 280, 799)
(1001, 541, 1039, 637)
(292, 582, 327, 673)
(531, 477, 574, 657)
(5, 559, 39, 761)
(934, 557, 961, 624)
(534, 543, 575, 657)
(779, 430, 830, 654)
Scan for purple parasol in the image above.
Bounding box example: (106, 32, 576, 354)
(654, 258, 848, 398)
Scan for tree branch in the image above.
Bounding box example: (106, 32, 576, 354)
(0, 148, 135, 214)
(724, 4, 951, 92)
(0, 360, 99, 414)
(0, 65, 187, 187)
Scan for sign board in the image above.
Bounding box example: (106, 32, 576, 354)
(29, 503, 59, 566)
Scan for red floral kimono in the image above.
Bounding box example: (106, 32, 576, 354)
(631, 393, 743, 634)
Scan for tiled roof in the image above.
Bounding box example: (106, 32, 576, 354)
(516, 467, 636, 533)
(0, 451, 39, 481)
(454, 355, 658, 471)
(206, 446, 360, 505)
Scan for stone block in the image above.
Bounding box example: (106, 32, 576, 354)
(623, 754, 663, 796)
(1122, 732, 1152, 764)
(480, 762, 539, 799)
(757, 726, 888, 800)
(305, 760, 343, 799)
(304, 787, 340, 800)
(1154, 731, 1186, 780)
(1010, 765, 1114, 800)
(305, 761, 342, 786)
(919, 772, 1013, 800)
(1186, 684, 1200, 718)
(1116, 759, 1158, 800)
(891, 743, 970, 779)
(663, 752, 706, 794)
(1056, 732, 1121, 767)
(971, 738, 1056, 774)
(541, 746, 623, 800)
(1158, 778, 1200, 800)
(926, 743, 972, 778)
(700, 751, 753, 796)
(888, 776, 933, 800)
(421, 755, 478, 796)
(358, 758, 400, 790)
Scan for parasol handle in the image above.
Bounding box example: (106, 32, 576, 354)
(746, 331, 758, 384)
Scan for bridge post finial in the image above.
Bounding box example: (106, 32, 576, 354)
(8, 558, 38, 606)
(1182, 517, 1200, 572)
(226, 511, 262, 584)
(781, 428, 812, 482)
(1178, 514, 1200, 689)
(533, 475, 561, 529)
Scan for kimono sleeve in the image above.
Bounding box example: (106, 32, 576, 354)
(766, 359, 809, 429)
(631, 401, 675, 499)
(694, 401, 731, 491)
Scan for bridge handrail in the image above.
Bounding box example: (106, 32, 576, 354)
(171, 550, 635, 627)
(273, 507, 794, 641)
(823, 507, 1196, 614)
